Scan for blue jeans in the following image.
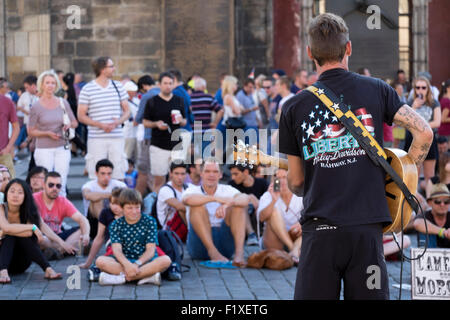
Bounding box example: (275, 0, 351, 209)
(187, 220, 235, 260)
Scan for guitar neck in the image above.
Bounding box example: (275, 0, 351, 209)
(260, 153, 289, 170)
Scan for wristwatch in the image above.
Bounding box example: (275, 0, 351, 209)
(134, 260, 142, 267)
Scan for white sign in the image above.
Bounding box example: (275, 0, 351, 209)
(411, 248, 450, 300)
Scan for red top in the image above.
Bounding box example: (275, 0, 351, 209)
(0, 95, 18, 150)
(33, 191, 77, 234)
(438, 97, 450, 136)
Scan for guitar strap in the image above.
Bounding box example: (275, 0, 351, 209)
(306, 81, 419, 214)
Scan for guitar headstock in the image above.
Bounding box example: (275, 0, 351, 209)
(233, 139, 289, 170)
(233, 139, 259, 169)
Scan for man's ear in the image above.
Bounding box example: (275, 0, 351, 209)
(345, 41, 352, 57)
(306, 46, 314, 60)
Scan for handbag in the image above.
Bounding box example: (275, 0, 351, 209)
(225, 117, 246, 130)
(59, 98, 75, 140)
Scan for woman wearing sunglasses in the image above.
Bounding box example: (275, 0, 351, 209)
(404, 76, 441, 191)
(0, 179, 62, 283)
(28, 70, 78, 197)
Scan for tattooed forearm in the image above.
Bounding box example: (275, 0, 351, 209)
(393, 105, 429, 133)
(394, 105, 433, 166)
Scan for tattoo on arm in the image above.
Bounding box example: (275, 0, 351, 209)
(393, 105, 433, 165)
(393, 105, 428, 134)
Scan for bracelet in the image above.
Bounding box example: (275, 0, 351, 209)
(32, 224, 37, 232)
(438, 228, 445, 238)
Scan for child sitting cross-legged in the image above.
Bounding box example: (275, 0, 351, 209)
(95, 188, 171, 286)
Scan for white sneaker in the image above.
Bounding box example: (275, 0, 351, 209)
(137, 272, 161, 286)
(99, 272, 126, 286)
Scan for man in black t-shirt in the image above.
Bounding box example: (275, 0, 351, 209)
(279, 13, 433, 300)
(229, 164, 269, 246)
(414, 183, 450, 248)
(143, 72, 186, 193)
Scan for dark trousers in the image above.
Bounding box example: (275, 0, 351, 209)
(294, 219, 389, 300)
(0, 235, 50, 274)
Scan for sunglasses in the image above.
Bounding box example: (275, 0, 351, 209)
(47, 183, 62, 189)
(263, 86, 271, 89)
(415, 86, 427, 90)
(433, 199, 450, 205)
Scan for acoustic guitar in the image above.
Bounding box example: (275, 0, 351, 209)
(233, 140, 418, 234)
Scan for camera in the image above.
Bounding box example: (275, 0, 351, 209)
(274, 178, 280, 192)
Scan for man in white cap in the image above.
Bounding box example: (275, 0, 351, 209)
(414, 183, 450, 248)
(123, 81, 140, 162)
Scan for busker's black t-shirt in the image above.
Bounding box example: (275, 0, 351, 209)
(279, 68, 404, 227)
(143, 94, 185, 150)
(229, 177, 269, 199)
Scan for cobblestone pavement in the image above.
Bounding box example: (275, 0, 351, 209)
(0, 154, 415, 300)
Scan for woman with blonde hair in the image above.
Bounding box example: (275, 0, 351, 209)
(404, 76, 441, 191)
(215, 76, 244, 159)
(28, 70, 78, 196)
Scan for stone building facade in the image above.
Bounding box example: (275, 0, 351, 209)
(0, 0, 448, 91)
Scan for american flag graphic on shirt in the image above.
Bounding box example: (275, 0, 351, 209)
(301, 104, 374, 168)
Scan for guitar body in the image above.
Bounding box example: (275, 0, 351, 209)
(234, 141, 418, 234)
(383, 148, 418, 234)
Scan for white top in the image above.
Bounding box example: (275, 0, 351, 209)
(156, 181, 189, 228)
(17, 91, 38, 125)
(257, 191, 303, 231)
(78, 80, 129, 139)
(222, 96, 243, 124)
(81, 179, 127, 216)
(279, 93, 295, 110)
(123, 96, 140, 139)
(182, 184, 241, 227)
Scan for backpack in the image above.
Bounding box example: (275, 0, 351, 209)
(149, 183, 188, 242)
(157, 229, 190, 279)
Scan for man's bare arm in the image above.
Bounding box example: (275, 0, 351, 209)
(286, 155, 304, 197)
(393, 105, 433, 166)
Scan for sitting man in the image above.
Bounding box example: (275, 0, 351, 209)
(96, 188, 172, 286)
(229, 164, 269, 246)
(414, 183, 450, 248)
(82, 159, 127, 238)
(182, 159, 248, 266)
(157, 162, 188, 237)
(257, 169, 303, 264)
(34, 172, 91, 258)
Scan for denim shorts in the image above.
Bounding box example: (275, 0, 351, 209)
(187, 220, 235, 260)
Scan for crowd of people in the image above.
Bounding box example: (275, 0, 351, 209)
(0, 53, 449, 288)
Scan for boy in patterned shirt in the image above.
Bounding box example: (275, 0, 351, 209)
(96, 188, 171, 285)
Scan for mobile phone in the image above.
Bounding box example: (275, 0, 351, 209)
(274, 178, 280, 192)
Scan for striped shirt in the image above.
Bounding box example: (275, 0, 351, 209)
(190, 90, 222, 133)
(78, 80, 129, 138)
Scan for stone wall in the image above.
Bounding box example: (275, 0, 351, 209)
(4, 0, 51, 88)
(235, 0, 273, 82)
(2, 0, 274, 92)
(50, 0, 162, 82)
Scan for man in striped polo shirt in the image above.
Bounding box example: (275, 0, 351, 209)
(190, 77, 223, 160)
(78, 57, 131, 180)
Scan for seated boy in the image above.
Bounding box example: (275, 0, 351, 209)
(78, 187, 124, 280)
(96, 188, 171, 285)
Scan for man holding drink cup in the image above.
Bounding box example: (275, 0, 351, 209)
(143, 72, 186, 193)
